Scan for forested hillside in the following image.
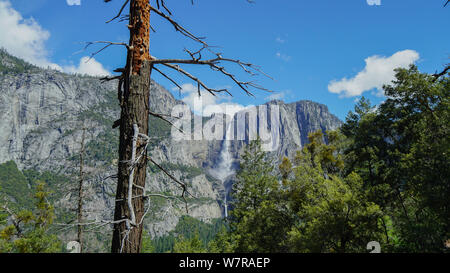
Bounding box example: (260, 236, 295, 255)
(209, 66, 449, 253)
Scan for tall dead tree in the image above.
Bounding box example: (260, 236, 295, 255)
(107, 0, 152, 253)
(100, 0, 270, 253)
(76, 127, 86, 252)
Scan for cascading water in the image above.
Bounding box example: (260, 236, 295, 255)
(211, 116, 235, 218)
(214, 123, 233, 181)
(209, 104, 281, 218)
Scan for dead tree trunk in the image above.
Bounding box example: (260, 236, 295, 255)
(111, 0, 151, 253)
(76, 127, 86, 252)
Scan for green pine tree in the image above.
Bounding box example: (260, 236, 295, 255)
(172, 234, 206, 253)
(341, 65, 449, 252)
(0, 182, 61, 253)
(284, 131, 385, 253)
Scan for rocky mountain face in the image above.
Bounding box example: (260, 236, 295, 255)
(0, 51, 341, 251)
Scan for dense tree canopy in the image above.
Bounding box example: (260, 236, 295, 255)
(342, 65, 449, 252)
(212, 65, 449, 253)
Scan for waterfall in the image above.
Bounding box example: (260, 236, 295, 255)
(209, 104, 281, 218)
(224, 195, 228, 218)
(214, 120, 234, 181)
(211, 115, 234, 218)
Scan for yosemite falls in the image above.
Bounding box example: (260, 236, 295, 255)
(208, 104, 282, 218)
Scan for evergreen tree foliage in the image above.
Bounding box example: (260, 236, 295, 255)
(284, 131, 384, 252)
(141, 232, 155, 253)
(227, 138, 291, 252)
(341, 65, 449, 252)
(152, 216, 225, 253)
(0, 161, 34, 209)
(0, 182, 61, 253)
(172, 234, 207, 253)
(212, 134, 385, 253)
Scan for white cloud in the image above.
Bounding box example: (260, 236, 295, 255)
(328, 50, 419, 97)
(63, 57, 110, 77)
(276, 52, 291, 62)
(0, 1, 110, 77)
(367, 0, 381, 5)
(204, 102, 248, 118)
(178, 83, 216, 113)
(0, 0, 61, 70)
(175, 83, 248, 117)
(66, 0, 81, 6)
(275, 37, 285, 44)
(265, 90, 289, 101)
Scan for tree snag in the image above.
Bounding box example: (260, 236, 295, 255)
(100, 0, 272, 253)
(111, 0, 152, 253)
(76, 127, 86, 252)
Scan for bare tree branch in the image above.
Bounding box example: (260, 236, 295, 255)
(149, 5, 208, 47)
(152, 66, 182, 91)
(1, 204, 23, 237)
(161, 62, 232, 96)
(156, 0, 173, 15)
(83, 41, 129, 61)
(100, 75, 123, 82)
(147, 156, 196, 213)
(433, 64, 450, 80)
(105, 0, 130, 23)
(149, 111, 184, 133)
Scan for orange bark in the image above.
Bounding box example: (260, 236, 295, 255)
(129, 0, 151, 75)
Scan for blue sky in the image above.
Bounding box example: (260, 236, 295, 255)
(0, 0, 448, 120)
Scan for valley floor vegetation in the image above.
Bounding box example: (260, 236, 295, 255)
(0, 65, 448, 253)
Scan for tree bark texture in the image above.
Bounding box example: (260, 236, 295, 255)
(111, 0, 152, 253)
